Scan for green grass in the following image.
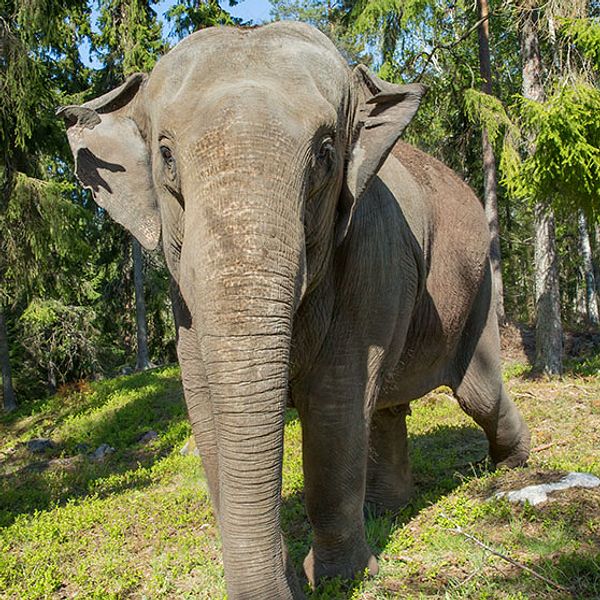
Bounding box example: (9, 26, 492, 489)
(1, 362, 599, 598)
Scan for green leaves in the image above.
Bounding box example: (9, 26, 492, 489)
(502, 83, 600, 221)
(464, 88, 515, 147)
(560, 17, 600, 68)
(166, 0, 240, 39)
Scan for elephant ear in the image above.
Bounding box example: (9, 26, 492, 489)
(337, 65, 426, 245)
(57, 73, 160, 251)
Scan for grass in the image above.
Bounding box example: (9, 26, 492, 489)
(0, 362, 599, 599)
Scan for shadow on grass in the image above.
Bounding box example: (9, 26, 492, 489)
(281, 423, 491, 599)
(0, 367, 189, 528)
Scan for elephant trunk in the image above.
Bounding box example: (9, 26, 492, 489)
(183, 149, 305, 598)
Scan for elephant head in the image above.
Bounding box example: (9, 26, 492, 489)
(59, 22, 425, 599)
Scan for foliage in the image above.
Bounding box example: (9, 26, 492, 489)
(19, 299, 101, 388)
(94, 0, 165, 81)
(560, 15, 600, 68)
(502, 82, 600, 222)
(166, 0, 241, 39)
(463, 88, 516, 148)
(0, 173, 94, 307)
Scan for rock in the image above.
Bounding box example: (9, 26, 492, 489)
(494, 472, 600, 506)
(138, 430, 158, 444)
(25, 438, 55, 453)
(91, 443, 115, 461)
(74, 442, 90, 454)
(180, 436, 200, 457)
(120, 366, 133, 376)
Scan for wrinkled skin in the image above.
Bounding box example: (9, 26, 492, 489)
(59, 22, 530, 600)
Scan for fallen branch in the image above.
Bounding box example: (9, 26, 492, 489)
(531, 440, 567, 453)
(513, 391, 536, 399)
(440, 513, 572, 595)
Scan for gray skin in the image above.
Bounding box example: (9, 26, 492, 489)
(58, 22, 530, 600)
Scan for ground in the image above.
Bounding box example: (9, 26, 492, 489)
(0, 329, 599, 599)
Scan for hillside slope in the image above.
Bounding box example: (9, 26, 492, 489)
(1, 362, 599, 598)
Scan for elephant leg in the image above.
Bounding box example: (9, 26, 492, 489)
(296, 382, 378, 587)
(173, 293, 220, 510)
(451, 275, 530, 468)
(365, 404, 413, 513)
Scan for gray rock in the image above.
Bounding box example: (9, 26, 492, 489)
(91, 443, 115, 461)
(25, 438, 55, 453)
(138, 430, 158, 444)
(494, 472, 600, 506)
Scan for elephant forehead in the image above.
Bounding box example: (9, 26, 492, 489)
(147, 22, 350, 111)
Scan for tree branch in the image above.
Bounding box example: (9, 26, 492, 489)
(441, 512, 573, 595)
(416, 13, 493, 82)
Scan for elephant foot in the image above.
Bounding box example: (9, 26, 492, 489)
(490, 423, 531, 469)
(303, 543, 378, 588)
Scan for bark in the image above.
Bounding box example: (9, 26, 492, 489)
(132, 237, 151, 371)
(533, 205, 563, 374)
(0, 311, 17, 412)
(477, 0, 505, 324)
(520, 2, 563, 374)
(594, 223, 600, 297)
(578, 210, 600, 326)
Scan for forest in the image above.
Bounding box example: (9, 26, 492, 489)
(1, 0, 599, 409)
(1, 2, 600, 599)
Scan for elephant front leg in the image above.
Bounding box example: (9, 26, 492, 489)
(365, 405, 413, 514)
(296, 385, 378, 587)
(175, 315, 221, 511)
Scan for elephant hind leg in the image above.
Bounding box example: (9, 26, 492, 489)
(450, 279, 530, 468)
(365, 405, 414, 513)
(453, 373, 530, 468)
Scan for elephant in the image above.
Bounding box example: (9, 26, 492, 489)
(58, 21, 530, 600)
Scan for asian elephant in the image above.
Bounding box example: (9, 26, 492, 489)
(58, 22, 530, 600)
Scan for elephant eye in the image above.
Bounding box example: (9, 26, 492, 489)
(160, 145, 174, 167)
(317, 137, 335, 164)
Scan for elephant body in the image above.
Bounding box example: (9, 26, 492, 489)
(60, 22, 530, 599)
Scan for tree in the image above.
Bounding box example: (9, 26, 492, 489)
(477, 0, 505, 323)
(0, 312, 16, 412)
(519, 1, 563, 375)
(1, 0, 93, 404)
(166, 0, 240, 39)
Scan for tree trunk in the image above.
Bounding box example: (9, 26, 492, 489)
(520, 2, 563, 374)
(578, 210, 600, 326)
(594, 223, 600, 297)
(477, 0, 505, 324)
(533, 205, 563, 374)
(0, 311, 17, 412)
(132, 237, 151, 371)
